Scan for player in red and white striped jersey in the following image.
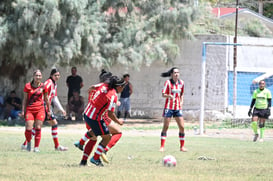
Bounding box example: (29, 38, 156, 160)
(160, 67, 187, 152)
(79, 75, 125, 166)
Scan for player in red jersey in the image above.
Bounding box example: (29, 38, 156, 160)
(21, 68, 68, 151)
(21, 69, 51, 152)
(159, 67, 187, 152)
(79, 75, 125, 166)
(76, 70, 123, 165)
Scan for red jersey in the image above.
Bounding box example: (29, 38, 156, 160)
(88, 83, 104, 102)
(84, 83, 118, 121)
(24, 82, 48, 111)
(162, 79, 184, 110)
(44, 78, 57, 103)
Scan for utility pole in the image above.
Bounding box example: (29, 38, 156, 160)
(233, 0, 239, 118)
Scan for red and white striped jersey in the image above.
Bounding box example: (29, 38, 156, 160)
(162, 79, 184, 110)
(44, 78, 57, 103)
(84, 83, 118, 121)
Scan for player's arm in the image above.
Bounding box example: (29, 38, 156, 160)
(248, 99, 256, 117)
(52, 96, 66, 116)
(108, 110, 123, 125)
(162, 81, 173, 99)
(44, 92, 51, 117)
(21, 92, 28, 117)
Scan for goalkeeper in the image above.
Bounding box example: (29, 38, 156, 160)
(248, 80, 272, 142)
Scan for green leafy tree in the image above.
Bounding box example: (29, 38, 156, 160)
(0, 0, 197, 81)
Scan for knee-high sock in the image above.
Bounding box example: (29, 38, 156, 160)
(93, 144, 105, 160)
(25, 129, 32, 143)
(82, 139, 97, 161)
(34, 128, 41, 148)
(23, 128, 35, 145)
(51, 124, 59, 148)
(260, 127, 265, 138)
(251, 121, 258, 134)
(160, 132, 167, 148)
(179, 132, 185, 148)
(79, 131, 91, 146)
(105, 133, 122, 152)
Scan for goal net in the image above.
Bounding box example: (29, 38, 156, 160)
(200, 42, 273, 131)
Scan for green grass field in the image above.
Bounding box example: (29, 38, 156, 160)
(1, 126, 273, 181)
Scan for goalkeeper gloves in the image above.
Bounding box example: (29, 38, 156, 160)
(248, 108, 252, 117)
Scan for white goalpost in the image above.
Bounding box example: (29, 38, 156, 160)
(199, 42, 273, 135)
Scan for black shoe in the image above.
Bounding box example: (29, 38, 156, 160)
(80, 160, 87, 166)
(90, 157, 104, 167)
(253, 134, 259, 142)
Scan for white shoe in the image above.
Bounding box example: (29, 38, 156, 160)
(101, 151, 109, 164)
(21, 144, 27, 150)
(259, 138, 264, 142)
(56, 145, 68, 151)
(34, 147, 40, 152)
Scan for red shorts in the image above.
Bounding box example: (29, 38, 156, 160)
(25, 107, 45, 121)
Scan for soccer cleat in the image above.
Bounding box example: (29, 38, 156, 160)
(90, 157, 104, 167)
(33, 147, 40, 152)
(101, 151, 109, 164)
(21, 144, 27, 151)
(26, 142, 31, 152)
(259, 138, 264, 142)
(56, 145, 68, 151)
(79, 160, 87, 166)
(159, 147, 164, 152)
(74, 141, 84, 151)
(253, 134, 259, 142)
(180, 147, 187, 152)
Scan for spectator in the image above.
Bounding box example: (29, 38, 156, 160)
(4, 90, 22, 119)
(66, 89, 84, 121)
(117, 74, 133, 121)
(66, 67, 83, 102)
(0, 94, 4, 118)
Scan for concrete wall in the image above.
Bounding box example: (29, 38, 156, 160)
(1, 35, 272, 119)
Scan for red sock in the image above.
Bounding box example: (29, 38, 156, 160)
(80, 131, 91, 146)
(52, 125, 59, 148)
(179, 133, 185, 148)
(160, 132, 167, 148)
(82, 139, 97, 161)
(25, 129, 32, 142)
(93, 144, 105, 160)
(23, 128, 35, 145)
(34, 128, 41, 148)
(105, 133, 122, 152)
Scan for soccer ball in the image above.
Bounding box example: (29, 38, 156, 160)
(162, 155, 177, 167)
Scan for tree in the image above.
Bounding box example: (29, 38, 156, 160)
(0, 0, 197, 82)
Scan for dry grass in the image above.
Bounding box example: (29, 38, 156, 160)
(1, 124, 273, 181)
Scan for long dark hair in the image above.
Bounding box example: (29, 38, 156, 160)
(99, 69, 112, 83)
(109, 76, 126, 89)
(50, 68, 59, 77)
(161, 67, 179, 77)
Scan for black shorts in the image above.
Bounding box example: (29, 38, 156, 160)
(84, 114, 110, 136)
(44, 106, 56, 121)
(253, 108, 270, 119)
